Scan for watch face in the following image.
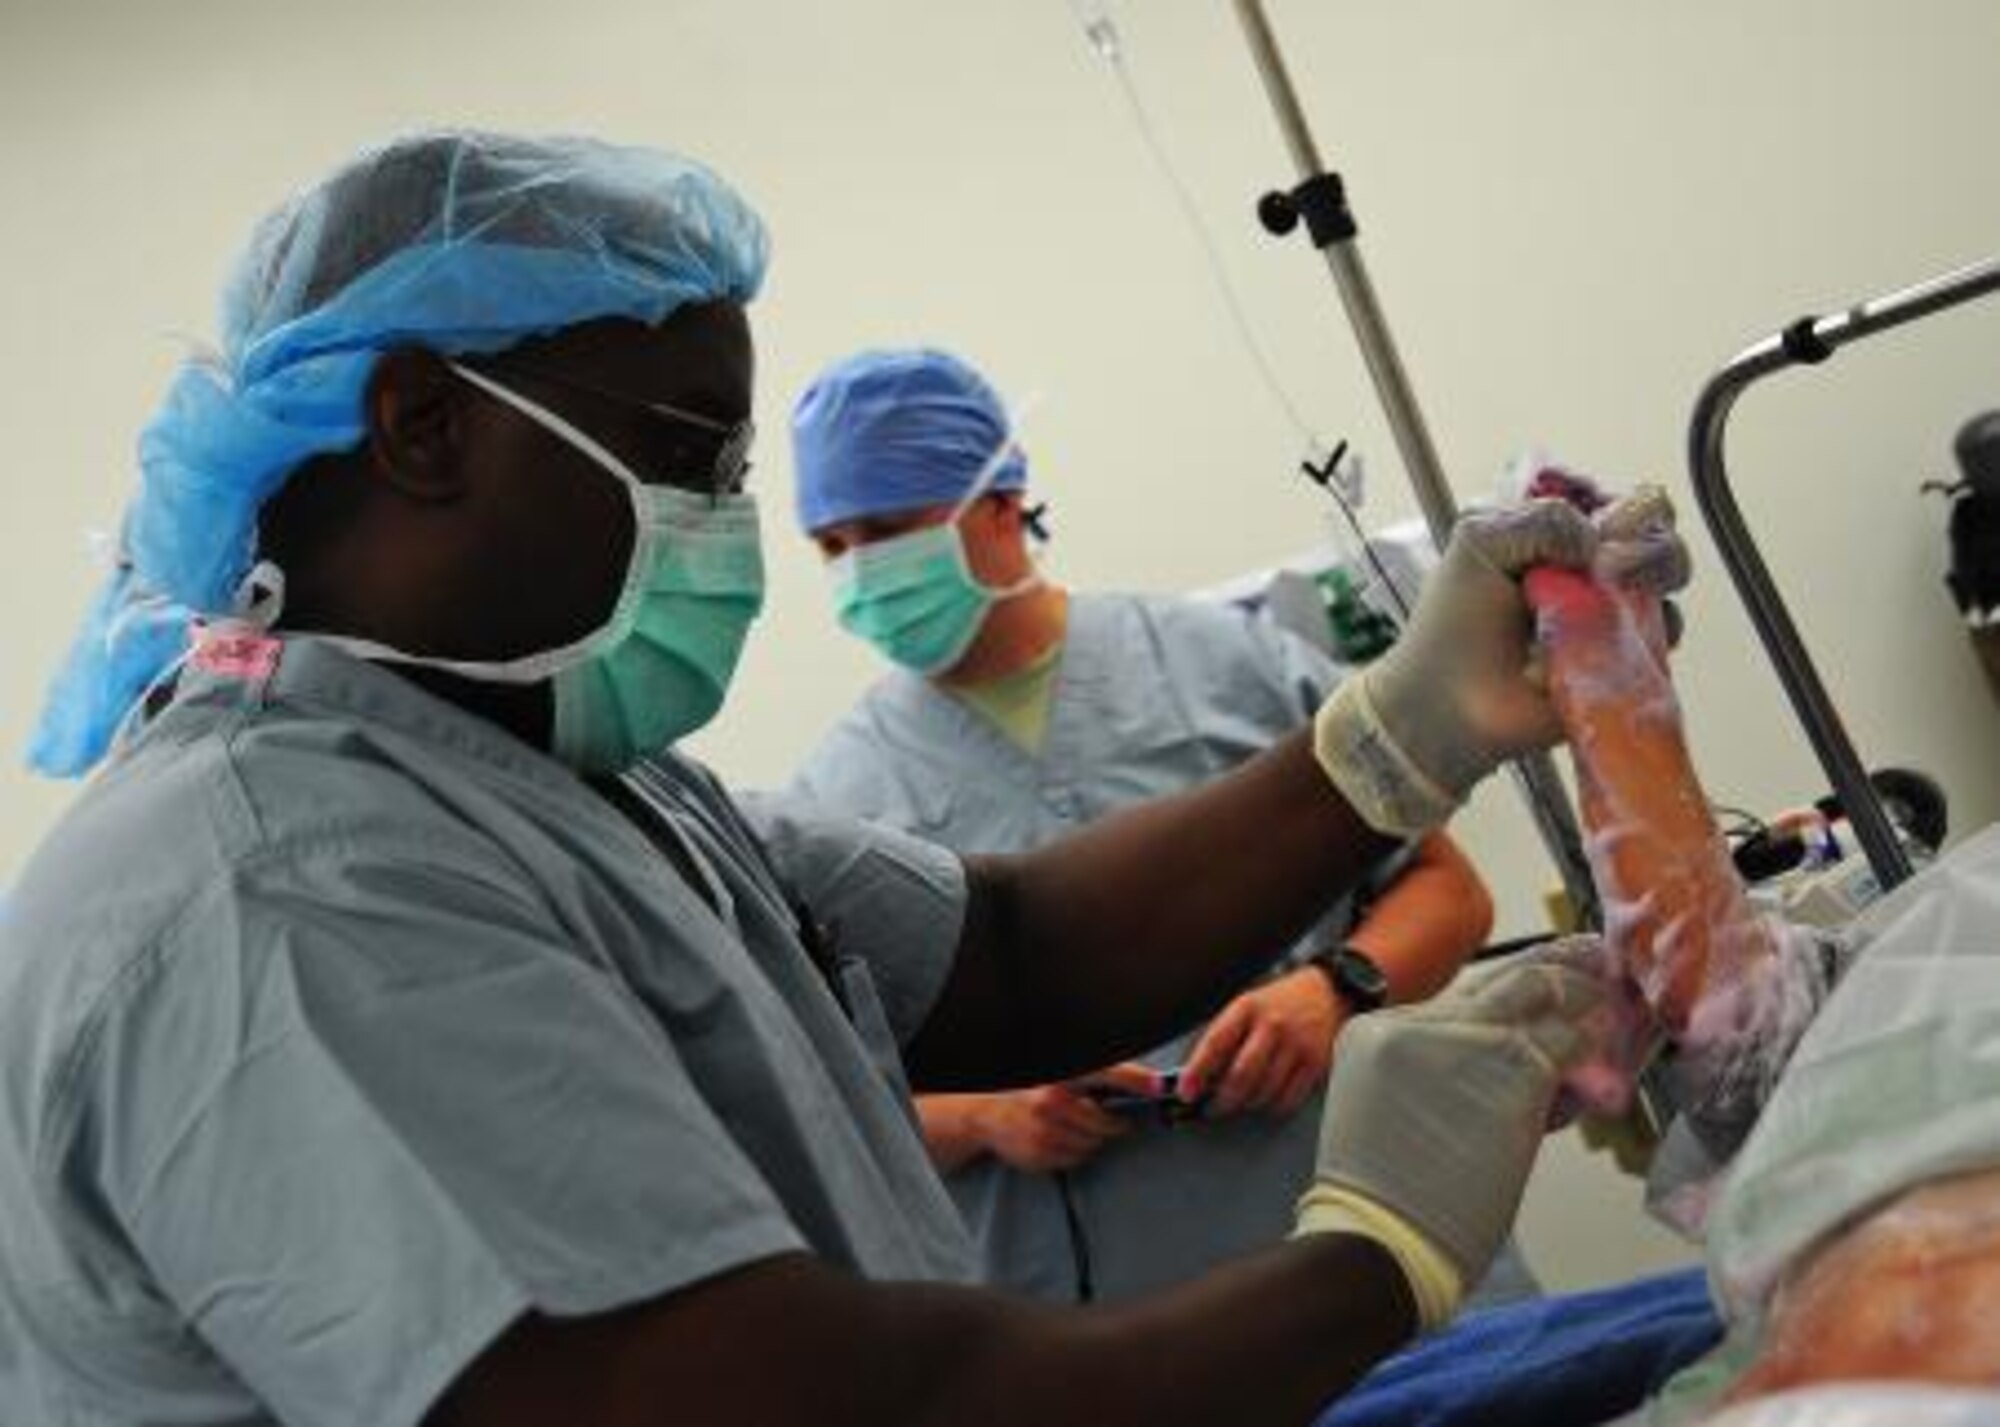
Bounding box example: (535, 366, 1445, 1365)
(1333, 949, 1389, 1010)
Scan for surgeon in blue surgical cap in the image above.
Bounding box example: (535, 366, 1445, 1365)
(1, 127, 1686, 1427)
(781, 346, 1539, 1310)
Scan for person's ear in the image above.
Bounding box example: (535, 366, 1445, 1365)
(979, 493, 1020, 533)
(364, 348, 471, 503)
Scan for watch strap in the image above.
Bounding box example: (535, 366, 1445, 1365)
(1308, 945, 1390, 1014)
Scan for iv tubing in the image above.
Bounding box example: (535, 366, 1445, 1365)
(1228, 0, 1600, 926)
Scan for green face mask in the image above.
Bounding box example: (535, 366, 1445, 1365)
(550, 483, 765, 773)
(830, 516, 1038, 676)
(317, 363, 766, 775)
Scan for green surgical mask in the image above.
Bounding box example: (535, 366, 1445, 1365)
(315, 363, 766, 775)
(830, 515, 1038, 676)
(549, 482, 764, 773)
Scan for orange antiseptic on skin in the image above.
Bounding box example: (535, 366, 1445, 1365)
(1525, 565, 1778, 1034)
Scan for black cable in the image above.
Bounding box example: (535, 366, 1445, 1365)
(1470, 932, 1560, 962)
(1053, 1171, 1096, 1303)
(1297, 444, 1414, 623)
(1329, 485, 1415, 624)
(1709, 802, 1770, 842)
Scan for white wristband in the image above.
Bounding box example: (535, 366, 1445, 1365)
(1313, 678, 1462, 840)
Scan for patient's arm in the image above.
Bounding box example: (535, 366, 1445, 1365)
(1525, 564, 1781, 1037)
(1723, 1167, 2000, 1404)
(1527, 557, 1841, 1187)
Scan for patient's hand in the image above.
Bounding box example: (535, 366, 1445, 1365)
(1724, 1167, 2000, 1405)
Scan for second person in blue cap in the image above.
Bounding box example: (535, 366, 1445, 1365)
(783, 346, 1532, 1307)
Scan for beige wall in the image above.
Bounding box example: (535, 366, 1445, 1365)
(6, 0, 2000, 1288)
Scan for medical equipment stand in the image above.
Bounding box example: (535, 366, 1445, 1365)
(1229, 0, 1602, 929)
(1690, 254, 2000, 895)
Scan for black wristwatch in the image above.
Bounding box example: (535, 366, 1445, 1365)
(1308, 946, 1390, 1015)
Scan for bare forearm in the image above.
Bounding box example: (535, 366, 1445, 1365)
(432, 1238, 1417, 1427)
(874, 1236, 1414, 1427)
(917, 733, 1393, 1086)
(1346, 833, 1494, 1005)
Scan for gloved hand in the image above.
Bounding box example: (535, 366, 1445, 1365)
(1314, 487, 1688, 837)
(1295, 954, 1607, 1328)
(1592, 484, 1690, 598)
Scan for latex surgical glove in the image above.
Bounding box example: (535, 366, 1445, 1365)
(979, 1071, 1146, 1173)
(1532, 932, 1661, 1122)
(1314, 488, 1688, 837)
(1179, 968, 1341, 1118)
(1593, 484, 1691, 598)
(1295, 955, 1607, 1329)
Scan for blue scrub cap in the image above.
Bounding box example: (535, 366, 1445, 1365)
(29, 128, 769, 777)
(790, 347, 1028, 534)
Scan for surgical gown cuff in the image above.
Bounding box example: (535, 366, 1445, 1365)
(1312, 678, 1463, 840)
(1294, 1182, 1463, 1331)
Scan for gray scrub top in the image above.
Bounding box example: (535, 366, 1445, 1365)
(788, 593, 1443, 1303)
(0, 637, 975, 1427)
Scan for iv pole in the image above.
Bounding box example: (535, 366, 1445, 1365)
(1229, 0, 1602, 928)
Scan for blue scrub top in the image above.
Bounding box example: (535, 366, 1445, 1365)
(0, 637, 975, 1427)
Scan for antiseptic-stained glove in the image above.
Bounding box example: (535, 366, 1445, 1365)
(1314, 488, 1688, 838)
(1295, 954, 1607, 1327)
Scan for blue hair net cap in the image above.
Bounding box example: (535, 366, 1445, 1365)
(29, 128, 769, 777)
(790, 347, 1028, 534)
